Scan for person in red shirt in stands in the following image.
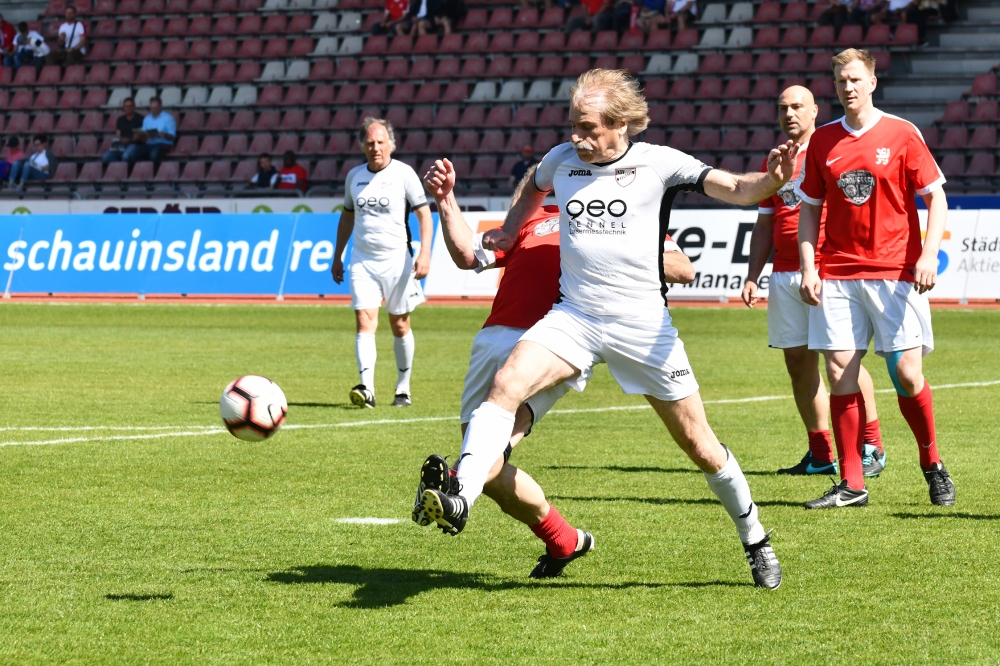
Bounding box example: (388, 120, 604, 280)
(796, 48, 954, 510)
(412, 157, 696, 578)
(377, 0, 410, 35)
(0, 13, 17, 59)
(277, 150, 307, 193)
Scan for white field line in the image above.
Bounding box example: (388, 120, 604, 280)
(2, 379, 998, 448)
(334, 517, 402, 525)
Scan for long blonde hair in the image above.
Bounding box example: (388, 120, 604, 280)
(569, 69, 650, 136)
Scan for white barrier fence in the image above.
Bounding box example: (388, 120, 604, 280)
(423, 210, 1000, 302)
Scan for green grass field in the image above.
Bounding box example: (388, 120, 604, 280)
(1, 302, 999, 664)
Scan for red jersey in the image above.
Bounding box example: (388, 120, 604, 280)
(0, 22, 15, 50)
(385, 0, 407, 20)
(483, 206, 561, 330)
(278, 164, 308, 192)
(795, 111, 945, 280)
(757, 143, 827, 272)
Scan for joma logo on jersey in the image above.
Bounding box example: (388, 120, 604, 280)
(615, 167, 636, 187)
(875, 148, 891, 165)
(667, 369, 691, 379)
(568, 169, 592, 177)
(565, 199, 627, 219)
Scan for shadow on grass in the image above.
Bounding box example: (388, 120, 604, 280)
(287, 401, 357, 410)
(541, 465, 701, 474)
(105, 593, 173, 601)
(892, 512, 1000, 521)
(550, 495, 801, 509)
(265, 565, 694, 608)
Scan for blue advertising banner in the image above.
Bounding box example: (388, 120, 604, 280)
(0, 214, 433, 296)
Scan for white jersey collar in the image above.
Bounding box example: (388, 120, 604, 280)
(840, 109, 883, 138)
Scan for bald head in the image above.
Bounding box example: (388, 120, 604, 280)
(777, 85, 818, 142)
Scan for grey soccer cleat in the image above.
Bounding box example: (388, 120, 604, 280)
(392, 393, 412, 407)
(743, 530, 782, 590)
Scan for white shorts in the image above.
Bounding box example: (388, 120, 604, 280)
(520, 302, 700, 402)
(349, 249, 425, 315)
(459, 325, 589, 424)
(808, 278, 934, 357)
(768, 271, 810, 349)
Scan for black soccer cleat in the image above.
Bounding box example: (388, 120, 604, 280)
(923, 462, 955, 506)
(421, 488, 468, 535)
(392, 393, 412, 407)
(778, 450, 837, 475)
(529, 531, 595, 579)
(411, 454, 459, 526)
(804, 479, 869, 509)
(349, 384, 375, 409)
(743, 530, 782, 590)
(862, 444, 887, 477)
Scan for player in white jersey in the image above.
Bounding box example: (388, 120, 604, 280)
(333, 118, 433, 408)
(419, 69, 799, 589)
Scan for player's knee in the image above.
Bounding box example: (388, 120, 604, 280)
(388, 315, 410, 337)
(783, 348, 816, 384)
(886, 350, 922, 397)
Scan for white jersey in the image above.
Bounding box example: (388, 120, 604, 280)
(343, 159, 428, 259)
(534, 142, 711, 316)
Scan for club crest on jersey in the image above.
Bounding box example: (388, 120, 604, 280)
(875, 148, 891, 165)
(836, 169, 875, 206)
(777, 179, 802, 208)
(534, 217, 559, 236)
(615, 167, 636, 187)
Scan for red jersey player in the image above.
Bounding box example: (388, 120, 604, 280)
(742, 85, 885, 478)
(795, 49, 954, 509)
(412, 157, 695, 577)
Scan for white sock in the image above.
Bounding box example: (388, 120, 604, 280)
(355, 333, 376, 391)
(703, 448, 766, 545)
(393, 331, 414, 395)
(455, 402, 515, 508)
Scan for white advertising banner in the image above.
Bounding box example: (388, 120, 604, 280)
(0, 198, 344, 215)
(424, 209, 1000, 302)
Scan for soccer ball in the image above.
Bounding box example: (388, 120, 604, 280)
(219, 375, 288, 441)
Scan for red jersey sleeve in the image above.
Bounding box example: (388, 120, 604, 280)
(794, 141, 826, 206)
(906, 126, 946, 195)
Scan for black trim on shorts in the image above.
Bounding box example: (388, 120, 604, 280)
(657, 167, 712, 308)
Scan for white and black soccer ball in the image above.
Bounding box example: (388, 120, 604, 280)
(219, 375, 288, 441)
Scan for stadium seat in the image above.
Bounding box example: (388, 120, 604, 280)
(229, 160, 257, 183)
(783, 1, 808, 20)
(60, 90, 83, 108)
(216, 16, 238, 34)
(567, 31, 591, 51)
(13, 67, 36, 86)
(411, 34, 437, 54)
(697, 104, 723, 125)
(165, 17, 187, 36)
(80, 111, 105, 133)
(305, 109, 331, 130)
(674, 29, 699, 50)
(248, 134, 273, 154)
(326, 133, 350, 154)
(488, 7, 513, 28)
(462, 9, 488, 29)
(539, 7, 564, 27)
(966, 153, 995, 177)
(388, 34, 413, 54)
(668, 130, 694, 151)
(970, 73, 998, 96)
(940, 127, 967, 149)
(298, 133, 325, 155)
(539, 31, 565, 52)
(941, 101, 969, 123)
(74, 136, 99, 157)
(36, 90, 59, 109)
(10, 92, 33, 111)
(695, 78, 724, 99)
(163, 40, 186, 59)
(748, 129, 776, 151)
(645, 29, 671, 51)
(264, 38, 289, 58)
(389, 82, 415, 104)
(187, 40, 213, 59)
(281, 86, 309, 106)
(37, 65, 62, 86)
(619, 31, 644, 50)
(752, 26, 779, 48)
(894, 24, 918, 45)
(670, 104, 696, 125)
(939, 154, 965, 177)
(670, 79, 695, 99)
(89, 42, 114, 60)
(487, 107, 512, 129)
(699, 53, 726, 74)
(811, 26, 835, 47)
(722, 103, 749, 125)
(312, 159, 338, 182)
(174, 135, 199, 156)
(836, 24, 863, 46)
(102, 162, 129, 184)
(865, 24, 891, 46)
(128, 161, 155, 185)
(77, 162, 104, 184)
(230, 109, 255, 131)
(750, 78, 779, 99)
(386, 58, 410, 79)
(197, 135, 224, 157)
(51, 163, 78, 184)
(200, 110, 226, 131)
(238, 39, 263, 58)
(972, 100, 998, 122)
(754, 1, 780, 21)
(142, 18, 165, 37)
(514, 32, 540, 52)
(492, 33, 515, 53)
(515, 6, 539, 28)
(235, 63, 262, 83)
(50, 136, 74, 157)
(62, 65, 86, 86)
(206, 161, 232, 182)
(809, 77, 836, 99)
(439, 33, 463, 53)
(434, 58, 460, 78)
(332, 109, 357, 129)
(593, 30, 618, 51)
(645, 79, 667, 100)
(211, 40, 237, 59)
(274, 135, 300, 154)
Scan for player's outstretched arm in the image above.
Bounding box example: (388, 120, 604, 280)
(742, 214, 775, 308)
(413, 205, 433, 279)
(484, 165, 544, 253)
(331, 210, 355, 284)
(424, 158, 478, 270)
(797, 202, 822, 306)
(662, 249, 696, 284)
(914, 187, 948, 293)
(703, 142, 798, 206)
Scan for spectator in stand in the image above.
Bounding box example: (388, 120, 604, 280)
(818, 0, 855, 33)
(123, 96, 175, 165)
(46, 6, 87, 67)
(247, 153, 279, 189)
(596, 0, 636, 32)
(850, 0, 886, 27)
(0, 137, 26, 182)
(664, 0, 697, 30)
(278, 151, 307, 193)
(0, 13, 17, 62)
(375, 0, 411, 35)
(508, 146, 537, 190)
(8, 134, 56, 190)
(887, 0, 937, 45)
(520, 0, 554, 10)
(5, 22, 50, 72)
(565, 0, 611, 33)
(638, 0, 669, 31)
(102, 97, 144, 164)
(405, 0, 454, 36)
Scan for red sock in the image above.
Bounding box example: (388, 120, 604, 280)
(830, 392, 866, 490)
(864, 419, 884, 453)
(807, 430, 834, 464)
(897, 382, 941, 468)
(529, 505, 579, 559)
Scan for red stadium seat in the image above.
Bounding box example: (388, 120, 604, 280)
(748, 104, 773, 125)
(808, 2, 830, 21)
(237, 14, 262, 35)
(938, 154, 964, 177)
(60, 90, 83, 108)
(723, 103, 749, 125)
(427, 130, 454, 153)
(539, 7, 564, 27)
(89, 41, 114, 60)
(156, 63, 182, 84)
(102, 162, 129, 184)
(119, 18, 141, 37)
(163, 40, 186, 59)
(781, 26, 807, 47)
(334, 84, 361, 105)
(326, 133, 350, 154)
(197, 135, 224, 156)
(288, 14, 313, 32)
(669, 104, 696, 125)
(514, 32, 540, 52)
(505, 130, 531, 153)
(389, 34, 413, 54)
(972, 100, 998, 122)
(300, 134, 326, 155)
(412, 34, 438, 54)
(12, 67, 36, 85)
(940, 127, 967, 149)
(966, 153, 996, 177)
(142, 18, 164, 37)
(77, 162, 105, 184)
(750, 78, 779, 99)
(36, 90, 59, 109)
(312, 159, 339, 181)
(538, 106, 566, 127)
(235, 62, 261, 82)
(231, 160, 257, 182)
(385, 59, 409, 78)
(754, 2, 780, 21)
(30, 113, 55, 133)
(238, 39, 263, 58)
(180, 111, 207, 133)
(593, 30, 618, 51)
(753, 27, 779, 48)
(462, 9, 488, 29)
(165, 17, 187, 36)
(255, 110, 281, 130)
(942, 101, 969, 123)
(471, 157, 498, 180)
(695, 78, 723, 99)
(673, 29, 698, 50)
(231, 110, 256, 130)
(309, 86, 334, 106)
(434, 57, 459, 78)
(9, 93, 33, 112)
(719, 155, 746, 173)
(174, 135, 199, 156)
(274, 135, 300, 154)
(93, 18, 117, 38)
(567, 31, 591, 50)
(363, 35, 388, 54)
(51, 163, 77, 183)
(751, 52, 778, 74)
(410, 106, 435, 127)
(458, 106, 485, 128)
(206, 161, 232, 182)
(783, 1, 808, 20)
(439, 33, 463, 53)
(308, 61, 335, 81)
(73, 136, 99, 157)
(492, 32, 515, 52)
(248, 134, 273, 154)
(516, 7, 539, 28)
(565, 55, 590, 77)
(811, 26, 835, 46)
(454, 130, 480, 152)
(864, 24, 890, 46)
(480, 130, 504, 152)
(809, 77, 836, 99)
(720, 129, 747, 151)
(264, 38, 288, 58)
(188, 62, 210, 83)
(338, 159, 364, 180)
(486, 56, 511, 77)
(669, 79, 694, 99)
(388, 82, 415, 104)
(807, 51, 835, 73)
(187, 40, 212, 59)
(697, 104, 722, 125)
(486, 106, 511, 128)
(190, 0, 213, 11)
(512, 106, 539, 128)
(216, 0, 238, 11)
(437, 105, 460, 127)
(778, 52, 805, 74)
(836, 24, 862, 46)
(748, 129, 776, 151)
(332, 59, 359, 80)
(401, 131, 428, 154)
(540, 31, 565, 51)
(215, 15, 237, 34)
(305, 109, 331, 130)
(648, 105, 669, 125)
(213, 39, 237, 58)
(258, 86, 285, 106)
(645, 79, 667, 100)
(290, 37, 314, 57)
(135, 63, 160, 84)
(442, 82, 467, 103)
(893, 24, 918, 45)
(488, 7, 513, 28)
(63, 65, 86, 85)
(80, 112, 105, 132)
(668, 130, 693, 151)
(360, 82, 387, 105)
(261, 13, 287, 32)
(94, 0, 116, 13)
(128, 161, 155, 184)
(699, 53, 726, 74)
(970, 73, 997, 96)
(166, 0, 188, 12)
(282, 85, 309, 106)
(644, 129, 666, 145)
(5, 114, 30, 133)
(135, 41, 161, 60)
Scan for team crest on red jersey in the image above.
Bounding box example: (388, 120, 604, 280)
(836, 169, 876, 206)
(615, 167, 636, 187)
(534, 217, 559, 236)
